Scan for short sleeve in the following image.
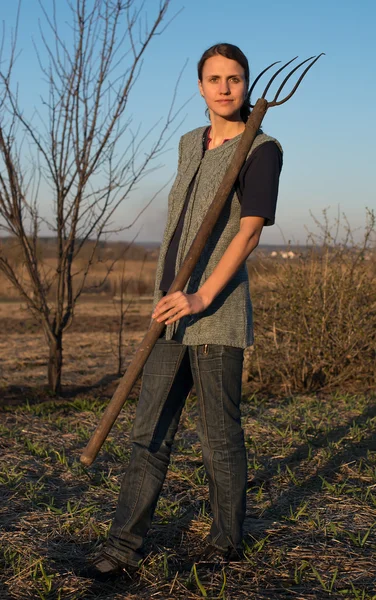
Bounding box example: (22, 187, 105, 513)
(237, 141, 283, 226)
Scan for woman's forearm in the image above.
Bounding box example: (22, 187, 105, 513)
(197, 226, 260, 307)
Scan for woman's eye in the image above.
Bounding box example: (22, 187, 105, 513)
(207, 76, 241, 83)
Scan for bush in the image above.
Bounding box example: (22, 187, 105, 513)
(245, 210, 376, 394)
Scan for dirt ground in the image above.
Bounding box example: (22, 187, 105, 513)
(0, 298, 153, 393)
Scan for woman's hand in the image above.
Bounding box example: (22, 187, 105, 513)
(152, 291, 210, 325)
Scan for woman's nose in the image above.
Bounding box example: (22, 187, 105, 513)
(219, 79, 230, 94)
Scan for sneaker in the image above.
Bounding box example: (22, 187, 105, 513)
(79, 549, 138, 582)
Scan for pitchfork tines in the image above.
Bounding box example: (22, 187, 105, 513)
(249, 54, 325, 108)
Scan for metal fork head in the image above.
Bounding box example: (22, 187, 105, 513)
(249, 54, 324, 108)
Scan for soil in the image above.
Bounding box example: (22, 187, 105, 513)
(0, 298, 153, 392)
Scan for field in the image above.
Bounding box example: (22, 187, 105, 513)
(0, 297, 153, 391)
(1, 246, 376, 599)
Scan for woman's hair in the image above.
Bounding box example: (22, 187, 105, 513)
(197, 43, 251, 123)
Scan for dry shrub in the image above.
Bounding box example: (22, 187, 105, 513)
(246, 210, 376, 394)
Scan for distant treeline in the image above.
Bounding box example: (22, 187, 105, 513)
(1, 236, 371, 264)
(0, 236, 158, 262)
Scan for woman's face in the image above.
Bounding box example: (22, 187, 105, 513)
(198, 54, 247, 121)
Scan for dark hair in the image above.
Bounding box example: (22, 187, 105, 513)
(197, 43, 251, 123)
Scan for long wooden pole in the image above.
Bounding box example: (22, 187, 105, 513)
(80, 98, 268, 466)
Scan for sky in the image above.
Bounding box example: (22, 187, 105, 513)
(1, 0, 375, 246)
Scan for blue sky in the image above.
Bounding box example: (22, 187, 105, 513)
(2, 0, 375, 245)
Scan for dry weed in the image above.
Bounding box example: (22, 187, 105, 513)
(246, 210, 376, 394)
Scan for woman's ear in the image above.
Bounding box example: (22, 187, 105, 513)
(198, 79, 204, 98)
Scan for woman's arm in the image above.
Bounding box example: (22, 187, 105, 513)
(152, 215, 264, 325)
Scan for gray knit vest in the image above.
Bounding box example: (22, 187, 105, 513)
(153, 126, 282, 348)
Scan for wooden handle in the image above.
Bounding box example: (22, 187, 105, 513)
(80, 98, 268, 467)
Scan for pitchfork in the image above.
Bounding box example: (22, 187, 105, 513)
(80, 54, 324, 466)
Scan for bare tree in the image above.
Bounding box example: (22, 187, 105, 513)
(0, 0, 182, 393)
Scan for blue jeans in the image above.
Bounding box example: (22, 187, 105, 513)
(106, 337, 246, 566)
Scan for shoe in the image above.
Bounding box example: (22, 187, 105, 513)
(79, 549, 138, 582)
(198, 543, 244, 564)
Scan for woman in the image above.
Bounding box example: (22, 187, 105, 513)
(86, 42, 282, 580)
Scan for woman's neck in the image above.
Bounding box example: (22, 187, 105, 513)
(208, 116, 245, 149)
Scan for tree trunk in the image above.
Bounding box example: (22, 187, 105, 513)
(47, 332, 63, 394)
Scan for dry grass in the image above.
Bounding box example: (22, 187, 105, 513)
(0, 256, 157, 300)
(1, 389, 376, 599)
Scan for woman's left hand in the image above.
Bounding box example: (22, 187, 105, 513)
(152, 291, 209, 325)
